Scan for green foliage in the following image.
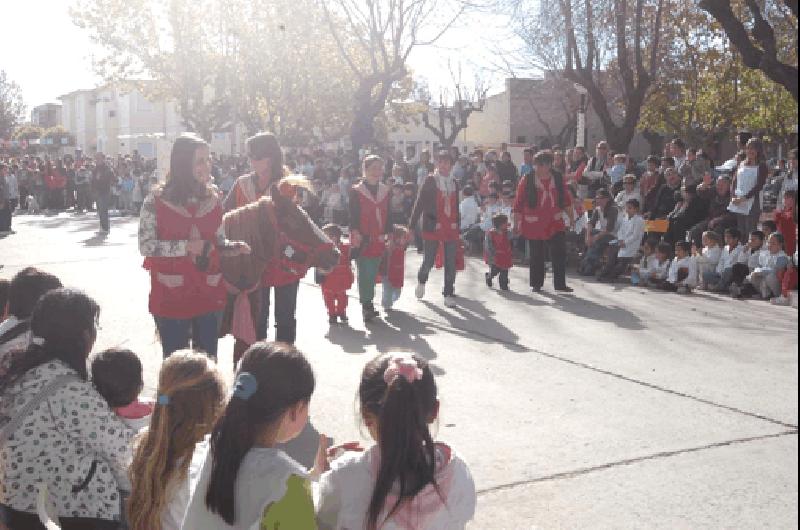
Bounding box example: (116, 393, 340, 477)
(0, 70, 26, 139)
(12, 124, 43, 141)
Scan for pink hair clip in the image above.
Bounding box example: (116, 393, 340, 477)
(383, 354, 423, 385)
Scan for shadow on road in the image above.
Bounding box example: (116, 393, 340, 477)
(537, 291, 646, 330)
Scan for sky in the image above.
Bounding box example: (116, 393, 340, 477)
(1, 1, 522, 115)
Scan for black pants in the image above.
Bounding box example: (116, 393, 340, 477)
(489, 265, 509, 288)
(0, 203, 11, 231)
(598, 245, 632, 279)
(257, 281, 299, 344)
(528, 232, 568, 289)
(0, 505, 121, 530)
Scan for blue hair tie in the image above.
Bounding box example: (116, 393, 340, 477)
(233, 372, 258, 401)
(157, 394, 170, 406)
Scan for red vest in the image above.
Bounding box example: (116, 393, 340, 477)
(513, 175, 571, 241)
(322, 242, 355, 291)
(485, 229, 513, 269)
(143, 196, 226, 319)
(423, 187, 459, 242)
(355, 183, 390, 258)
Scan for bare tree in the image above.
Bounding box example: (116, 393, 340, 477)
(420, 65, 488, 148)
(699, 0, 798, 102)
(0, 71, 26, 140)
(319, 0, 464, 157)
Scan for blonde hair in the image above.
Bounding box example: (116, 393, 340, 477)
(127, 351, 226, 530)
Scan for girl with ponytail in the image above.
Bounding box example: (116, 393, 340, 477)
(316, 352, 476, 530)
(127, 351, 226, 530)
(182, 341, 318, 529)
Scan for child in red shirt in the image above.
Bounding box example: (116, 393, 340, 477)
(320, 224, 354, 324)
(484, 213, 513, 291)
(774, 190, 797, 256)
(382, 226, 410, 310)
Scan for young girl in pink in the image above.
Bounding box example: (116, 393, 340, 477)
(381, 226, 410, 311)
(316, 352, 476, 529)
(320, 224, 355, 324)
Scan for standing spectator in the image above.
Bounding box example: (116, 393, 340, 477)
(780, 148, 798, 199)
(75, 160, 93, 212)
(64, 159, 77, 209)
(120, 171, 135, 214)
(614, 174, 641, 211)
(520, 148, 535, 181)
(513, 150, 575, 293)
(665, 184, 707, 244)
(774, 190, 797, 256)
(648, 168, 682, 220)
(415, 150, 434, 188)
(729, 138, 769, 237)
(497, 151, 519, 185)
(93, 153, 116, 233)
(0, 163, 11, 234)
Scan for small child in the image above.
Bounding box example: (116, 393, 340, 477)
(598, 199, 645, 281)
(320, 224, 355, 324)
(664, 241, 698, 294)
(91, 348, 153, 431)
(608, 153, 628, 193)
(730, 230, 765, 296)
(382, 226, 410, 311)
(693, 231, 722, 289)
(183, 343, 319, 529)
(772, 249, 798, 306)
(645, 241, 673, 288)
(127, 351, 226, 530)
(631, 238, 659, 286)
(316, 352, 476, 529)
(761, 220, 777, 240)
(742, 232, 789, 300)
(706, 228, 746, 292)
(484, 213, 513, 290)
(774, 190, 797, 256)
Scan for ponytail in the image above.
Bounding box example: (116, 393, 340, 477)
(360, 353, 440, 530)
(204, 342, 315, 525)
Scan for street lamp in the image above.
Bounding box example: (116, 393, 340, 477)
(574, 84, 588, 149)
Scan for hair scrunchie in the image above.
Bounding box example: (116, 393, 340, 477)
(232, 372, 258, 401)
(383, 353, 422, 386)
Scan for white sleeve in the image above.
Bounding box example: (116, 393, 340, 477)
(446, 456, 477, 526)
(315, 468, 342, 530)
(684, 258, 698, 287)
(624, 218, 645, 251)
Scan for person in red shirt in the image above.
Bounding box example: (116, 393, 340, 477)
(513, 150, 575, 293)
(409, 151, 461, 307)
(319, 224, 355, 324)
(484, 213, 513, 291)
(774, 190, 797, 257)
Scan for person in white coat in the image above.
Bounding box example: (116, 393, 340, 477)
(597, 198, 645, 281)
(664, 241, 698, 293)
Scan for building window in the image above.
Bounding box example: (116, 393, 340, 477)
(516, 136, 527, 144)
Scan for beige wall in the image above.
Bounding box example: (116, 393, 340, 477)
(466, 89, 510, 146)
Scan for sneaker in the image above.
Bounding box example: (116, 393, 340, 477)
(485, 272, 493, 288)
(531, 286, 542, 293)
(771, 295, 790, 306)
(555, 285, 574, 293)
(443, 296, 457, 308)
(500, 284, 510, 291)
(415, 283, 425, 299)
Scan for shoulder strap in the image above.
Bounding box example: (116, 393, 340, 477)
(0, 320, 30, 346)
(0, 373, 80, 446)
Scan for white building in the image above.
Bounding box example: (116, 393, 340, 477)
(386, 105, 475, 162)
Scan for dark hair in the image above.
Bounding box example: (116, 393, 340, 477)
(644, 237, 660, 251)
(688, 147, 697, 155)
(750, 230, 765, 242)
(761, 220, 777, 233)
(162, 134, 210, 204)
(533, 150, 555, 166)
(0, 289, 99, 396)
(671, 138, 686, 150)
(769, 232, 785, 249)
(675, 240, 691, 253)
(626, 198, 641, 210)
(359, 353, 439, 530)
(435, 150, 454, 164)
(489, 192, 499, 200)
(737, 131, 753, 147)
(595, 188, 611, 199)
(647, 155, 661, 166)
(322, 223, 342, 240)
(493, 213, 509, 229)
(7, 267, 62, 319)
(662, 157, 676, 168)
(656, 241, 673, 257)
(205, 342, 314, 524)
(724, 227, 741, 240)
(745, 138, 766, 163)
(91, 348, 143, 408)
(523, 148, 534, 156)
(246, 133, 284, 183)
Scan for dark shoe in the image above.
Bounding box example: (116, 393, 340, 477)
(339, 314, 349, 324)
(500, 284, 509, 291)
(485, 272, 493, 288)
(531, 286, 542, 293)
(555, 285, 574, 293)
(328, 315, 338, 325)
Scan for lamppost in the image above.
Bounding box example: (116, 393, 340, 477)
(574, 84, 588, 148)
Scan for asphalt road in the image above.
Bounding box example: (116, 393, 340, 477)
(2, 211, 797, 529)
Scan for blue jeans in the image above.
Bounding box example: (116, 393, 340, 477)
(418, 239, 457, 296)
(96, 191, 111, 231)
(154, 311, 221, 359)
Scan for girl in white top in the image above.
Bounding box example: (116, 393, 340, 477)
(182, 342, 318, 530)
(694, 231, 723, 289)
(666, 241, 698, 293)
(316, 352, 476, 530)
(127, 351, 226, 530)
(745, 232, 790, 300)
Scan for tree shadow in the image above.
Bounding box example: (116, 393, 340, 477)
(536, 291, 646, 330)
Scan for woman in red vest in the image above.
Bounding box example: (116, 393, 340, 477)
(139, 134, 249, 358)
(409, 150, 460, 307)
(349, 155, 392, 322)
(513, 150, 575, 293)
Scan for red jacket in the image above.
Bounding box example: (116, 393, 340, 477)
(386, 238, 407, 289)
(322, 242, 355, 292)
(485, 229, 513, 269)
(350, 182, 391, 258)
(774, 207, 797, 256)
(143, 197, 226, 319)
(513, 174, 572, 241)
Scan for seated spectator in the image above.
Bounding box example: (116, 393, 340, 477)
(648, 168, 682, 220)
(580, 188, 619, 276)
(705, 228, 746, 292)
(643, 241, 673, 288)
(774, 190, 797, 256)
(772, 249, 798, 306)
(91, 348, 153, 432)
(0, 289, 134, 529)
(666, 184, 707, 244)
(691, 175, 736, 246)
(761, 219, 777, 240)
(740, 233, 789, 300)
(639, 156, 662, 202)
(608, 153, 628, 195)
(694, 231, 723, 290)
(127, 351, 226, 530)
(631, 238, 661, 286)
(598, 199, 645, 281)
(663, 241, 698, 294)
(729, 230, 765, 296)
(615, 174, 641, 211)
(0, 267, 62, 371)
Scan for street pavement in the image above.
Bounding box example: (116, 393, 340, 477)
(2, 211, 798, 529)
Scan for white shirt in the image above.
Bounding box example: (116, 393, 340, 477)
(614, 189, 641, 211)
(459, 196, 480, 229)
(668, 255, 698, 287)
(616, 213, 645, 258)
(717, 244, 747, 273)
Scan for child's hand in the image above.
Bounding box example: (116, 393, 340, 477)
(310, 434, 331, 479)
(327, 441, 364, 460)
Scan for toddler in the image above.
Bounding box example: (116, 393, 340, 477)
(91, 348, 153, 431)
(631, 238, 659, 286)
(706, 228, 746, 292)
(320, 224, 355, 324)
(664, 241, 697, 294)
(598, 199, 645, 281)
(316, 352, 476, 529)
(643, 241, 673, 288)
(730, 230, 764, 296)
(484, 213, 513, 290)
(382, 226, 410, 311)
(741, 233, 789, 300)
(694, 231, 722, 289)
